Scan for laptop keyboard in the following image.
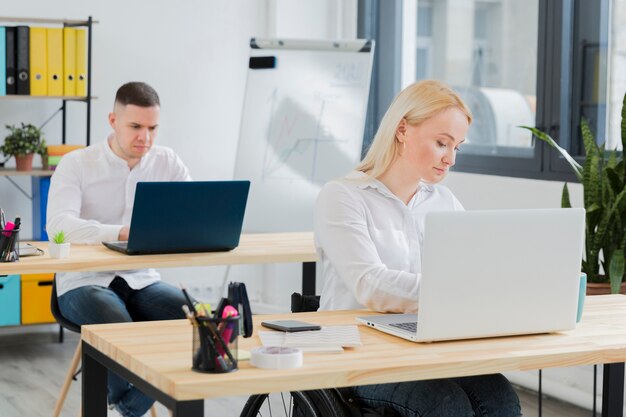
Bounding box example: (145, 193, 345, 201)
(389, 321, 417, 333)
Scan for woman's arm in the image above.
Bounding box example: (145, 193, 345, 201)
(315, 182, 420, 312)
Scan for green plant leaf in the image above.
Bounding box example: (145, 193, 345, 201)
(607, 150, 618, 169)
(609, 250, 625, 294)
(621, 91, 626, 153)
(0, 123, 45, 157)
(519, 126, 582, 180)
(606, 166, 623, 195)
(581, 119, 599, 158)
(561, 183, 571, 208)
(52, 230, 65, 244)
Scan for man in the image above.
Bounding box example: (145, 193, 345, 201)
(47, 82, 190, 417)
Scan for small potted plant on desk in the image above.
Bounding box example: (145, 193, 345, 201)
(49, 231, 70, 259)
(522, 91, 626, 294)
(0, 123, 47, 171)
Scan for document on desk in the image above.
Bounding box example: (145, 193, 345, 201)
(18, 243, 42, 256)
(259, 325, 362, 353)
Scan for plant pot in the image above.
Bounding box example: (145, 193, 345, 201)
(586, 282, 626, 295)
(15, 153, 34, 171)
(48, 242, 70, 259)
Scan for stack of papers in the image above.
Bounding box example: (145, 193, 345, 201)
(259, 325, 362, 353)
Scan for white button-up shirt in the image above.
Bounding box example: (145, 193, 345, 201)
(47, 138, 191, 296)
(315, 171, 463, 312)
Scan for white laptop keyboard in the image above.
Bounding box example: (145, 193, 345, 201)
(389, 322, 417, 332)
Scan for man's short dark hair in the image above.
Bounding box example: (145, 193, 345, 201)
(114, 82, 160, 107)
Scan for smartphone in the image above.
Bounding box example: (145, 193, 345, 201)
(261, 320, 321, 332)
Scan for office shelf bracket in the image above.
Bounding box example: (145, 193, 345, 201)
(3, 177, 33, 200)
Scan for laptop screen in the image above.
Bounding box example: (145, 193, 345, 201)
(126, 181, 250, 254)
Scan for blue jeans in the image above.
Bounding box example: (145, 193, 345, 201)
(58, 277, 188, 417)
(353, 374, 521, 417)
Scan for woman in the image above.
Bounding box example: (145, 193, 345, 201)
(315, 80, 521, 417)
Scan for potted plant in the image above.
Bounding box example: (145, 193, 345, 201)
(522, 91, 626, 294)
(0, 123, 47, 171)
(49, 230, 70, 259)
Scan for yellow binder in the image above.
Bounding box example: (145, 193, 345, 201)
(47, 27, 63, 96)
(75, 28, 87, 97)
(29, 27, 47, 96)
(63, 27, 76, 96)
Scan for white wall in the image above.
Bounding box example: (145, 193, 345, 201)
(0, 1, 259, 229)
(0, 0, 356, 310)
(0, 1, 262, 305)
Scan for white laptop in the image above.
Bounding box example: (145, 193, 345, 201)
(357, 208, 585, 342)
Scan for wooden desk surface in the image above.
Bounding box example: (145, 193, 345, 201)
(0, 232, 315, 275)
(81, 295, 626, 401)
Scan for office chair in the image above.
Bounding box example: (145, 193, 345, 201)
(50, 277, 158, 417)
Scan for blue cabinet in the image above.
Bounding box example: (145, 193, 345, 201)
(0, 275, 20, 326)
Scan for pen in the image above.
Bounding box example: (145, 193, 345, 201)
(220, 305, 239, 344)
(179, 283, 196, 313)
(183, 305, 205, 369)
(7, 217, 20, 261)
(183, 305, 227, 371)
(2, 221, 14, 237)
(0, 221, 14, 261)
(206, 318, 236, 368)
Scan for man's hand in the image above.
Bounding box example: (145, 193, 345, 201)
(118, 226, 130, 241)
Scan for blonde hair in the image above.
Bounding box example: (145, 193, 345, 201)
(356, 80, 472, 178)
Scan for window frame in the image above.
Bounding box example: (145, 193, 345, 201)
(358, 0, 610, 183)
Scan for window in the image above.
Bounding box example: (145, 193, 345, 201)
(359, 0, 614, 181)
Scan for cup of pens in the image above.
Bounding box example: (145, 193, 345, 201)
(191, 314, 239, 373)
(0, 227, 19, 263)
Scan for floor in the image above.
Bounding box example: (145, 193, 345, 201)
(0, 326, 593, 417)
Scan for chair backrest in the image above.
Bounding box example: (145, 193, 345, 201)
(50, 277, 81, 333)
(291, 292, 320, 313)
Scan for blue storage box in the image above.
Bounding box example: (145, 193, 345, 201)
(0, 275, 20, 326)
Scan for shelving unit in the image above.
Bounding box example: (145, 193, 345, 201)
(0, 16, 96, 146)
(0, 16, 97, 331)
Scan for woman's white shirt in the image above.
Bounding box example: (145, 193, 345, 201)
(315, 171, 463, 312)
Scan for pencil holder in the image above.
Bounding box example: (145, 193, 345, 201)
(192, 315, 239, 373)
(0, 228, 19, 263)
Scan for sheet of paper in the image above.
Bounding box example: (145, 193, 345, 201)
(285, 325, 361, 347)
(259, 325, 361, 353)
(258, 332, 344, 353)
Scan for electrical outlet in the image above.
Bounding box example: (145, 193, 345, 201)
(189, 285, 201, 298)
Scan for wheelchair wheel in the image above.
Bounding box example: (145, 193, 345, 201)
(240, 389, 350, 417)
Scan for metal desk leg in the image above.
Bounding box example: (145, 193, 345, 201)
(302, 262, 316, 296)
(82, 341, 107, 417)
(173, 400, 204, 417)
(602, 363, 625, 417)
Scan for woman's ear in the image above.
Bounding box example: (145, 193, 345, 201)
(396, 118, 407, 142)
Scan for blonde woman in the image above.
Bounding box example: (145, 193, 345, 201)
(315, 80, 521, 416)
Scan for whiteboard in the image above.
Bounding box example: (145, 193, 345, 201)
(234, 38, 373, 232)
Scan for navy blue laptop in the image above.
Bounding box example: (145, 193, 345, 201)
(103, 181, 250, 255)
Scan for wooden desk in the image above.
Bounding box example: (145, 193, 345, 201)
(0, 232, 318, 294)
(82, 295, 626, 417)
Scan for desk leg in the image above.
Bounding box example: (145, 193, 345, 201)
(173, 400, 204, 417)
(82, 341, 107, 417)
(602, 363, 625, 417)
(302, 262, 316, 296)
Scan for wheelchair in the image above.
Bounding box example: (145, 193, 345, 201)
(239, 293, 396, 417)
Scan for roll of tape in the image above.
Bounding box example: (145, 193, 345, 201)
(250, 346, 303, 369)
